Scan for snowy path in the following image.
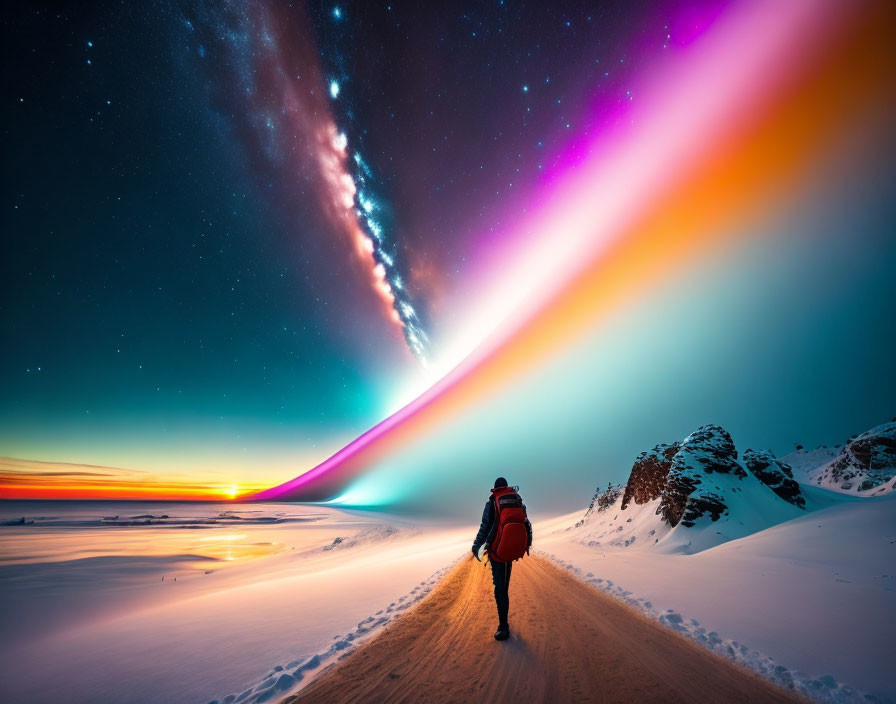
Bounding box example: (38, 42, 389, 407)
(286, 555, 800, 704)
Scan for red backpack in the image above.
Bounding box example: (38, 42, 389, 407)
(489, 486, 529, 562)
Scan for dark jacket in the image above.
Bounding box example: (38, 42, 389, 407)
(472, 488, 533, 558)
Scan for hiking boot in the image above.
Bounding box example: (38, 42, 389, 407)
(494, 625, 510, 641)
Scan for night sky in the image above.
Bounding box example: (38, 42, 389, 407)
(2, 1, 894, 504)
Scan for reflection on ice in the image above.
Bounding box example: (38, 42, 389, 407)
(0, 499, 470, 704)
(0, 501, 326, 568)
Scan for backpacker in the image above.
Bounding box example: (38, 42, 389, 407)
(488, 486, 529, 562)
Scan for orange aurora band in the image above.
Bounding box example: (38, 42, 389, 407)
(252, 1, 896, 502)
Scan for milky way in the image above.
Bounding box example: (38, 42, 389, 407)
(184, 1, 428, 363)
(316, 5, 429, 362)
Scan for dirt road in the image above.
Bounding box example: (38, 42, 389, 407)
(285, 555, 801, 703)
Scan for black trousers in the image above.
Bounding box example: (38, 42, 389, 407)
(490, 559, 513, 626)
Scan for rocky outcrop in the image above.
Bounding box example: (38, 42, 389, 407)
(579, 483, 623, 525)
(618, 424, 806, 529)
(743, 449, 805, 508)
(823, 422, 896, 493)
(586, 482, 623, 517)
(674, 425, 745, 477)
(619, 425, 744, 527)
(620, 443, 679, 509)
(660, 467, 728, 527)
(659, 425, 742, 527)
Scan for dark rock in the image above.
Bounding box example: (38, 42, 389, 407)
(743, 449, 805, 508)
(584, 482, 623, 519)
(323, 536, 344, 551)
(675, 425, 744, 477)
(621, 442, 679, 509)
(657, 461, 700, 527)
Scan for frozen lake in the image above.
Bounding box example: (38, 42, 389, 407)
(0, 500, 469, 704)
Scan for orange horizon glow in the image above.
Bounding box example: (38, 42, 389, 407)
(0, 457, 265, 501)
(0, 486, 246, 501)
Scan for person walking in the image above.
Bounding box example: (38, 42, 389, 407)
(471, 477, 532, 641)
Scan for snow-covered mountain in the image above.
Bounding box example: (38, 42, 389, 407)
(783, 421, 896, 497)
(576, 424, 807, 553)
(575, 420, 895, 555)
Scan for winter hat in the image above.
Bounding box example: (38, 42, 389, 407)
(494, 477, 508, 489)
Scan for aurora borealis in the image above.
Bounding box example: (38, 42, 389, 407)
(2, 1, 895, 509)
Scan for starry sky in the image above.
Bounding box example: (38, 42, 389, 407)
(2, 1, 895, 505)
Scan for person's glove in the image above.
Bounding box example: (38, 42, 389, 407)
(472, 546, 481, 562)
